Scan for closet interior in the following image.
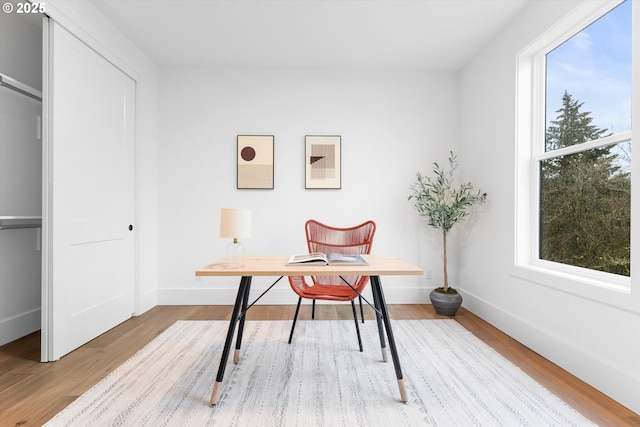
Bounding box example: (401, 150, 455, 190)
(0, 7, 44, 346)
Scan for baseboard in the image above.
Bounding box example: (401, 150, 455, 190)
(461, 290, 640, 415)
(157, 286, 430, 306)
(0, 308, 41, 346)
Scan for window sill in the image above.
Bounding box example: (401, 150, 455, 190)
(510, 263, 638, 314)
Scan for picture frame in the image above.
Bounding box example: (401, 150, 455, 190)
(237, 135, 274, 189)
(305, 135, 341, 189)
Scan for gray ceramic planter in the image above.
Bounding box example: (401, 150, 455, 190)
(429, 289, 463, 316)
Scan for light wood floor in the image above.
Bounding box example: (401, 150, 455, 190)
(1, 304, 639, 426)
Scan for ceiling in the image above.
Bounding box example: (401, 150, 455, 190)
(91, 0, 530, 71)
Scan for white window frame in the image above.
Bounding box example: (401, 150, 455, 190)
(514, 0, 638, 312)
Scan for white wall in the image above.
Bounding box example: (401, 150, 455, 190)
(157, 68, 457, 305)
(458, 0, 640, 414)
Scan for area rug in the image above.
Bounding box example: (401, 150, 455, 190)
(44, 320, 594, 426)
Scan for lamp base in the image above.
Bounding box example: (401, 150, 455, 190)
(226, 239, 244, 268)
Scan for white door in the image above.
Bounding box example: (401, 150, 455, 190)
(43, 21, 136, 361)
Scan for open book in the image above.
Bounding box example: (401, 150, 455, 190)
(286, 252, 369, 266)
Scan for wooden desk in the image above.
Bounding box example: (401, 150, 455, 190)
(196, 254, 424, 406)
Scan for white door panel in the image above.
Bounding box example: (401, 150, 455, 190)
(44, 21, 135, 361)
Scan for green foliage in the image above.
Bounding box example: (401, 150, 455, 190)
(408, 152, 487, 233)
(541, 91, 630, 276)
(545, 91, 609, 151)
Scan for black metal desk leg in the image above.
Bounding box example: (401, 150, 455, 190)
(210, 276, 251, 406)
(370, 275, 408, 403)
(234, 277, 252, 363)
(371, 279, 388, 362)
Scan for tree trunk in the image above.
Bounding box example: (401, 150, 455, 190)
(442, 229, 448, 292)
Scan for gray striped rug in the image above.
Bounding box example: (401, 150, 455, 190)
(44, 320, 594, 426)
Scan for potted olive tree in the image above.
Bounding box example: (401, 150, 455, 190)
(408, 151, 487, 316)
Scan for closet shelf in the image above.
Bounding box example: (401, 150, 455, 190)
(0, 73, 43, 101)
(0, 216, 42, 230)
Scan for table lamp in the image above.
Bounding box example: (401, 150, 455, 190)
(220, 208, 251, 268)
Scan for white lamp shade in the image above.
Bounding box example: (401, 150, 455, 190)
(220, 208, 251, 239)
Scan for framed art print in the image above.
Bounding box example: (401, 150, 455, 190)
(305, 135, 341, 189)
(237, 135, 274, 189)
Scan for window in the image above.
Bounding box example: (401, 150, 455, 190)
(541, 0, 632, 276)
(516, 0, 634, 292)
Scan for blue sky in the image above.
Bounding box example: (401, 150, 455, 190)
(546, 0, 631, 135)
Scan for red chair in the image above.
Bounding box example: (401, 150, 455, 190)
(288, 219, 376, 351)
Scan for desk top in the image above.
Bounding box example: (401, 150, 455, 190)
(195, 254, 424, 277)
